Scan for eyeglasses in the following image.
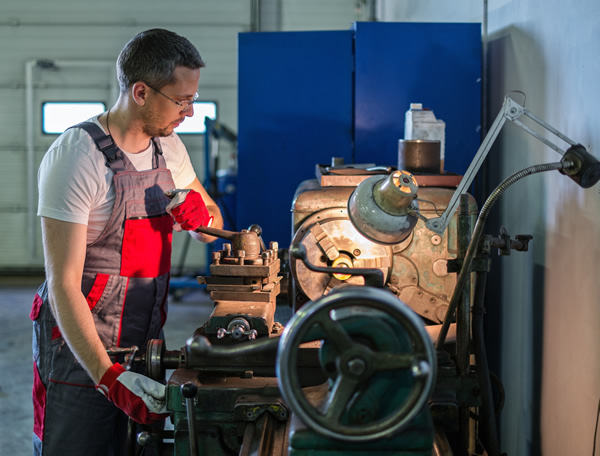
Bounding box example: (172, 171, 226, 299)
(147, 85, 199, 112)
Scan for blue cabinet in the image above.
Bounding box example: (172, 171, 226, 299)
(354, 22, 482, 173)
(238, 23, 481, 247)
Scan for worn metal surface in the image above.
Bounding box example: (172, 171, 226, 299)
(290, 208, 392, 302)
(164, 338, 324, 456)
(347, 172, 419, 245)
(291, 179, 478, 323)
(398, 139, 442, 175)
(195, 226, 283, 342)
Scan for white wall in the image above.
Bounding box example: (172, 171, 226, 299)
(0, 0, 364, 273)
(380, 0, 600, 454)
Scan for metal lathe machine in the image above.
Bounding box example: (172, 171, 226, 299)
(124, 96, 600, 456)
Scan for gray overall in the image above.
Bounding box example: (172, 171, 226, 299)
(31, 122, 175, 455)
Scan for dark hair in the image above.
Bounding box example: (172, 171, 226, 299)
(116, 28, 205, 92)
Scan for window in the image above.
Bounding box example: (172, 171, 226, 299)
(42, 100, 217, 135)
(174, 101, 218, 134)
(42, 102, 106, 134)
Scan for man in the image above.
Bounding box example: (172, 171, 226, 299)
(31, 29, 223, 455)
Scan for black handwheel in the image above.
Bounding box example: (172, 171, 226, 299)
(276, 286, 436, 442)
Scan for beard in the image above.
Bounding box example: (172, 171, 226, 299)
(140, 109, 180, 138)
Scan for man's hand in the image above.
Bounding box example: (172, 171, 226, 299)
(96, 363, 169, 424)
(165, 188, 213, 231)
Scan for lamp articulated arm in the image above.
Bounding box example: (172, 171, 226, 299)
(424, 96, 600, 236)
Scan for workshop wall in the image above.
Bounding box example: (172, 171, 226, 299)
(381, 1, 600, 455)
(0, 0, 367, 274)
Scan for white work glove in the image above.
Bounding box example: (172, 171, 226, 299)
(165, 188, 213, 232)
(96, 363, 169, 424)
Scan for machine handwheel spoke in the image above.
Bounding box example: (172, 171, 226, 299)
(371, 352, 417, 371)
(323, 374, 362, 423)
(314, 313, 355, 354)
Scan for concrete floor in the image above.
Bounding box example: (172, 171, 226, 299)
(0, 278, 216, 456)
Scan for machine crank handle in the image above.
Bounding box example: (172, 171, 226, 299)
(289, 244, 384, 288)
(193, 224, 238, 240)
(106, 345, 139, 370)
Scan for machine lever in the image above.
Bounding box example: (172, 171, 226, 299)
(186, 333, 280, 358)
(290, 243, 384, 288)
(181, 382, 200, 456)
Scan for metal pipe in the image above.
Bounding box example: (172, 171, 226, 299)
(251, 0, 261, 32)
(455, 195, 472, 377)
(25, 60, 36, 263)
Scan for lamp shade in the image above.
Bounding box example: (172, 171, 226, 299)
(348, 171, 419, 245)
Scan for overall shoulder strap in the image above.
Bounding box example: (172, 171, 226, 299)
(150, 137, 167, 169)
(71, 121, 128, 173)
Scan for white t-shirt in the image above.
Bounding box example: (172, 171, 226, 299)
(38, 115, 197, 244)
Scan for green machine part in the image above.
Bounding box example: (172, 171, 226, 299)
(162, 286, 437, 455)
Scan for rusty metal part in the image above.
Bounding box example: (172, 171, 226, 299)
(290, 172, 480, 330)
(194, 225, 282, 342)
(196, 225, 262, 260)
(291, 180, 477, 322)
(206, 300, 275, 339)
(313, 168, 463, 189)
(397, 286, 449, 323)
(425, 323, 456, 344)
(290, 210, 391, 302)
(398, 139, 441, 174)
(238, 408, 289, 456)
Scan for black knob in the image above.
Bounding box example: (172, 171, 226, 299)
(181, 382, 198, 398)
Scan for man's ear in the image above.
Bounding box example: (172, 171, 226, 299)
(131, 82, 148, 106)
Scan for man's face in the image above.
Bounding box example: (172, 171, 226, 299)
(142, 66, 200, 137)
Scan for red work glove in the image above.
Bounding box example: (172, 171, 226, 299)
(165, 188, 213, 231)
(96, 363, 169, 424)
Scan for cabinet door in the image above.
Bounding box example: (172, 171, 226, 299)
(354, 22, 482, 175)
(238, 31, 354, 246)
